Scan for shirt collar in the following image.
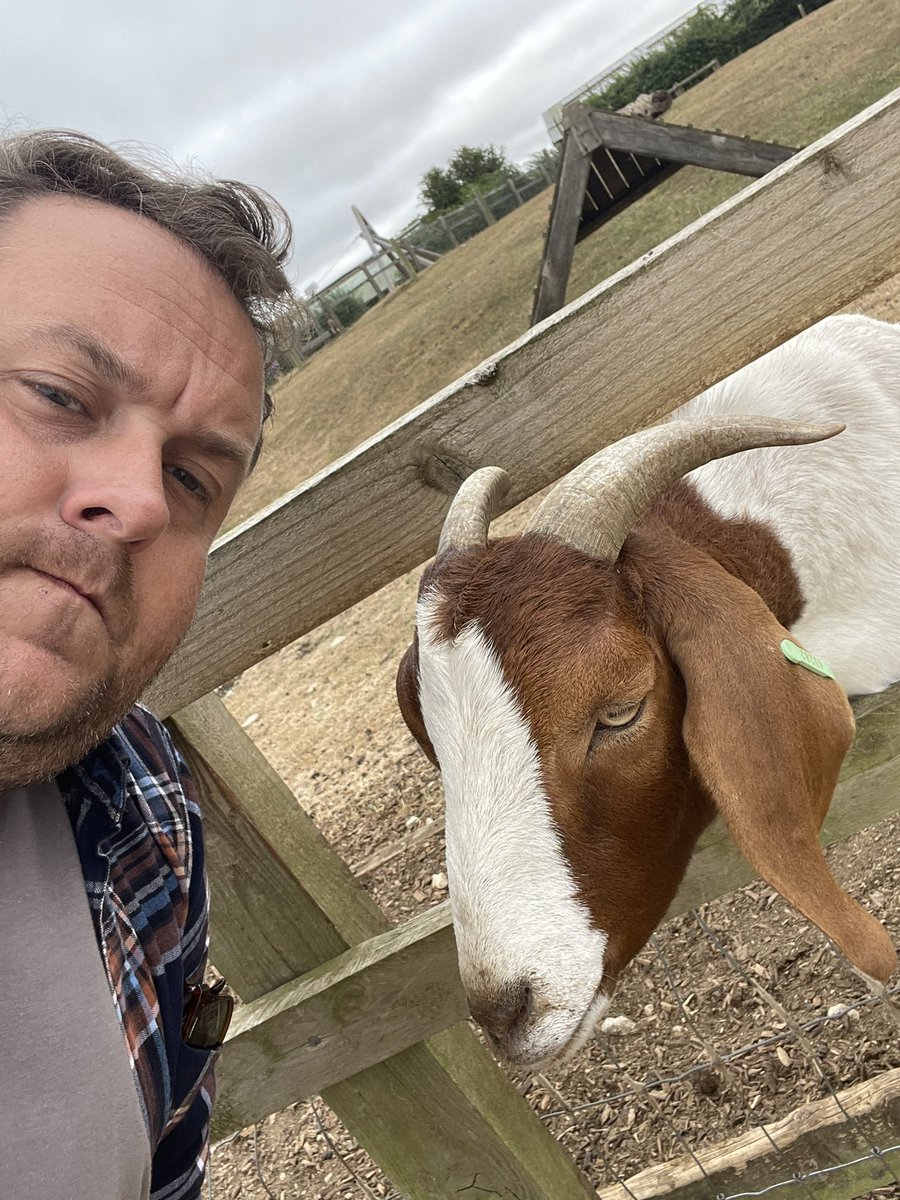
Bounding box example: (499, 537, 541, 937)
(58, 729, 131, 826)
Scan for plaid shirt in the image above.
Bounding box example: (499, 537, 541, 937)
(57, 704, 215, 1200)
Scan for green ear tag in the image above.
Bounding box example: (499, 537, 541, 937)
(780, 639, 836, 680)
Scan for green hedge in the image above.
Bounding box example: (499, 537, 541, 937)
(588, 0, 833, 112)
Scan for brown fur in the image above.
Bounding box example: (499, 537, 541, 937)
(395, 485, 897, 989)
(644, 481, 804, 625)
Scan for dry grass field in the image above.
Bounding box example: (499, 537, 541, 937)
(209, 2, 900, 1196)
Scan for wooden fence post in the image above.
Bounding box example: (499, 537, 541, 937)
(169, 693, 595, 1200)
(361, 261, 391, 297)
(471, 190, 496, 226)
(437, 213, 459, 247)
(530, 124, 592, 325)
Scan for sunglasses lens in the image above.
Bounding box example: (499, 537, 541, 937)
(184, 989, 234, 1049)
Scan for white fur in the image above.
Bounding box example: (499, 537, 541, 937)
(677, 315, 900, 694)
(416, 593, 609, 1063)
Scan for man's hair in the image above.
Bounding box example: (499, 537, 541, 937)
(0, 129, 299, 435)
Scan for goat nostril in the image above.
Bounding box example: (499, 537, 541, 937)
(471, 981, 532, 1044)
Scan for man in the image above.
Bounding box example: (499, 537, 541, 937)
(0, 130, 296, 1198)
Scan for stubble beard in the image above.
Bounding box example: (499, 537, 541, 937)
(0, 524, 187, 789)
(0, 656, 153, 789)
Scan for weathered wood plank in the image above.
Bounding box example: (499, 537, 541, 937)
(171, 694, 594, 1199)
(169, 695, 386, 995)
(596, 1064, 900, 1200)
(207, 683, 900, 1109)
(325, 1025, 594, 1200)
(591, 147, 630, 199)
(579, 106, 798, 176)
(530, 125, 593, 324)
(217, 906, 463, 1119)
(147, 88, 900, 718)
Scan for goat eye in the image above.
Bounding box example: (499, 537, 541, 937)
(595, 700, 644, 730)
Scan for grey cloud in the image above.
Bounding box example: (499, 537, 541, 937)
(1, 0, 693, 289)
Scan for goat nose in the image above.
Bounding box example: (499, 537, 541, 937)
(468, 981, 531, 1044)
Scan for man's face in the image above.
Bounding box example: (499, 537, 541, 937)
(0, 196, 264, 783)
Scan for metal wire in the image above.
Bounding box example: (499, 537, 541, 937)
(308, 1097, 386, 1200)
(692, 911, 900, 1189)
(644, 930, 821, 1200)
(252, 1124, 278, 1199)
(716, 1143, 900, 1199)
(541, 980, 900, 1119)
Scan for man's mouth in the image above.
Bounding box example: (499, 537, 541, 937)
(29, 567, 105, 621)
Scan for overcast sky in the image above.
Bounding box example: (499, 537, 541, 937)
(3, 0, 694, 292)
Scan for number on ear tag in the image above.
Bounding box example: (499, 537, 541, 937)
(780, 639, 836, 680)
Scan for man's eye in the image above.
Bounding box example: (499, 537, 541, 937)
(33, 382, 84, 412)
(167, 465, 212, 504)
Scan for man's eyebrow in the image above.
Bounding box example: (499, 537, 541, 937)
(188, 428, 256, 478)
(31, 322, 151, 393)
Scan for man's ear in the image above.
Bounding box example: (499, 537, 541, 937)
(396, 636, 439, 768)
(660, 550, 896, 983)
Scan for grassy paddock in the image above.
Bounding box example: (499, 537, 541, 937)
(231, 0, 900, 530)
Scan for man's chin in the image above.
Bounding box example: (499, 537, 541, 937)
(0, 653, 139, 788)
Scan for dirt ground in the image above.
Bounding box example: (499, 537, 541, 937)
(205, 268, 900, 1200)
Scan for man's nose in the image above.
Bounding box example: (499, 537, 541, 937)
(59, 438, 170, 547)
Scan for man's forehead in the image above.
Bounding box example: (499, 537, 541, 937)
(1, 196, 260, 361)
(1, 197, 266, 456)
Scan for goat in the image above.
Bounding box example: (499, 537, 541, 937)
(396, 314, 900, 1067)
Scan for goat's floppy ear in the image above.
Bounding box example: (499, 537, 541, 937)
(396, 637, 439, 768)
(661, 552, 896, 983)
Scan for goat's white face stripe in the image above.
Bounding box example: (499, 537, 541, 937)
(416, 592, 608, 1060)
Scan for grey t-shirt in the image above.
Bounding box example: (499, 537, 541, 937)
(0, 781, 151, 1199)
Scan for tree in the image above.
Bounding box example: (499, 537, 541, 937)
(419, 166, 464, 215)
(523, 147, 560, 182)
(447, 144, 511, 187)
(418, 144, 513, 217)
(587, 0, 833, 112)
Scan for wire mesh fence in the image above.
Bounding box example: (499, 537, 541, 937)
(206, 833, 900, 1200)
(400, 169, 554, 256)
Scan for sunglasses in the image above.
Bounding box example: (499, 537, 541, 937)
(182, 978, 235, 1050)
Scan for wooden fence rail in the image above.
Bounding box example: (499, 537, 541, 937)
(573, 106, 797, 177)
(149, 86, 900, 719)
(598, 1066, 900, 1200)
(162, 86, 900, 1200)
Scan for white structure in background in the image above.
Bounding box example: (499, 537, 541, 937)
(542, 1, 727, 142)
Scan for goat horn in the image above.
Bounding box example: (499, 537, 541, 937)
(438, 466, 511, 554)
(525, 417, 845, 561)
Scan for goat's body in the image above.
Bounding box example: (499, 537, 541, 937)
(675, 315, 900, 694)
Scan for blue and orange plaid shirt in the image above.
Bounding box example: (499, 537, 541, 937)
(58, 704, 215, 1200)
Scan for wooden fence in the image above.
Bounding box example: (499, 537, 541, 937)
(402, 166, 554, 256)
(288, 168, 555, 366)
(160, 86, 900, 1200)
